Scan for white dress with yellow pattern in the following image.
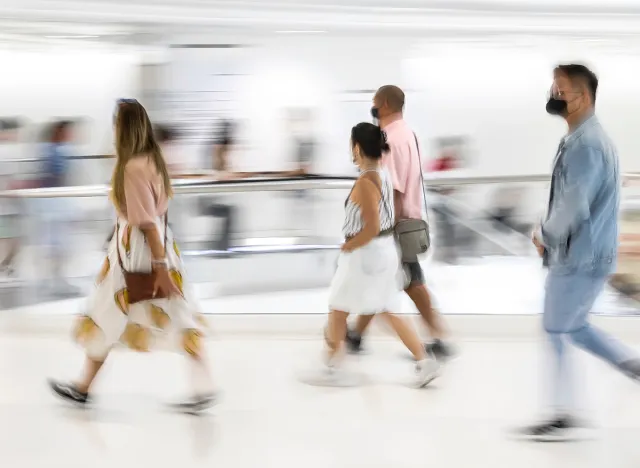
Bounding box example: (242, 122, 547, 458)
(75, 216, 208, 360)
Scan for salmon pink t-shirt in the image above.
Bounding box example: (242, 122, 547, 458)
(381, 119, 425, 220)
(122, 156, 169, 227)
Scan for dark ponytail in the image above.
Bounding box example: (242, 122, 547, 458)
(351, 122, 390, 160)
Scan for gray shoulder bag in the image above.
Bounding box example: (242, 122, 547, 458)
(394, 133, 431, 262)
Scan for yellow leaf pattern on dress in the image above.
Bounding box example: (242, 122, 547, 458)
(195, 314, 209, 330)
(74, 316, 100, 345)
(96, 257, 110, 285)
(121, 323, 150, 352)
(115, 289, 129, 315)
(170, 270, 184, 295)
(183, 329, 202, 356)
(150, 304, 170, 329)
(173, 240, 180, 257)
(123, 225, 132, 256)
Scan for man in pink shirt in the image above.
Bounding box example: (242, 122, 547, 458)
(346, 85, 454, 361)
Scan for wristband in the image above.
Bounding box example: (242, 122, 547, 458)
(151, 258, 168, 268)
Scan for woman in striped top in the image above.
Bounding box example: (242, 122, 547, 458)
(301, 123, 439, 388)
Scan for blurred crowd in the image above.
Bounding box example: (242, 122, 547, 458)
(0, 112, 538, 304)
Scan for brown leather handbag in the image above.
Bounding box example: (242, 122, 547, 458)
(116, 213, 169, 304)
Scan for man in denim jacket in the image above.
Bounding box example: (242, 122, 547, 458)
(519, 64, 640, 441)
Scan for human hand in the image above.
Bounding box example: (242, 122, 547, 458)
(531, 232, 544, 257)
(341, 242, 354, 253)
(153, 266, 182, 298)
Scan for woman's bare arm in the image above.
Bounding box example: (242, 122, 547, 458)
(139, 224, 166, 263)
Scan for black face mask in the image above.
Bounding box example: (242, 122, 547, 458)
(370, 107, 380, 119)
(546, 98, 567, 116)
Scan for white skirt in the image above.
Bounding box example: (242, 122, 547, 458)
(74, 216, 208, 360)
(328, 235, 403, 315)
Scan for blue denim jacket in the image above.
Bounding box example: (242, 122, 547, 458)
(541, 114, 619, 275)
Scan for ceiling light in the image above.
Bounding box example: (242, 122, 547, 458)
(44, 35, 99, 39)
(275, 30, 326, 34)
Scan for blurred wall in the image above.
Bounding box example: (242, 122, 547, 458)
(0, 48, 140, 157)
(1, 35, 639, 243)
(163, 35, 640, 177)
(1, 36, 637, 178)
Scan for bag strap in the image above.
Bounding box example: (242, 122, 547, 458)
(413, 132, 430, 223)
(116, 211, 168, 274)
(359, 169, 393, 230)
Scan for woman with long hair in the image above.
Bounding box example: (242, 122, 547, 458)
(48, 100, 215, 412)
(301, 123, 440, 387)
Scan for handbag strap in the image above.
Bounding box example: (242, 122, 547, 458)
(413, 132, 430, 223)
(359, 169, 393, 230)
(116, 211, 168, 274)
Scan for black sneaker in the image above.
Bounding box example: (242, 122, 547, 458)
(48, 379, 91, 407)
(425, 340, 456, 363)
(344, 329, 363, 354)
(171, 393, 217, 414)
(323, 327, 363, 354)
(620, 358, 640, 382)
(513, 416, 588, 442)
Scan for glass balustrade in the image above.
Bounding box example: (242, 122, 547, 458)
(0, 174, 637, 317)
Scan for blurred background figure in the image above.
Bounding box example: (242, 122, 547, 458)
(38, 119, 79, 296)
(211, 119, 235, 173)
(487, 186, 532, 237)
(286, 108, 318, 235)
(202, 119, 237, 250)
(0, 118, 25, 277)
(429, 147, 461, 264)
(156, 124, 181, 176)
(287, 108, 316, 176)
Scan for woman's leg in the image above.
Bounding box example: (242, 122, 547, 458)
(75, 356, 108, 393)
(187, 351, 215, 396)
(379, 312, 440, 388)
(326, 310, 349, 363)
(49, 353, 109, 405)
(172, 350, 217, 411)
(378, 312, 426, 361)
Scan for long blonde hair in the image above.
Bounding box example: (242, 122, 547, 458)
(111, 100, 173, 213)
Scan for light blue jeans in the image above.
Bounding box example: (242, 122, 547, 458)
(543, 271, 631, 413)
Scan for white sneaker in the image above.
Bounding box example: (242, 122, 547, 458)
(415, 359, 440, 388)
(297, 362, 362, 388)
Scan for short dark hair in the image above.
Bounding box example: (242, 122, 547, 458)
(554, 64, 598, 105)
(375, 85, 405, 113)
(351, 122, 390, 160)
(49, 119, 73, 142)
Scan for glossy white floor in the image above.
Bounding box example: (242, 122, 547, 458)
(2, 256, 640, 467)
(2, 334, 640, 467)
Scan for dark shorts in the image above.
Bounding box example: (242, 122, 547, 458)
(403, 261, 424, 286)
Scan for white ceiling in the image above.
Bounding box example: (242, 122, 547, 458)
(2, 0, 640, 44)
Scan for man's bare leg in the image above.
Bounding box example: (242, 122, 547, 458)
(405, 283, 447, 339)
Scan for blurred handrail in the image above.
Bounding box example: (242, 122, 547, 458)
(0, 173, 557, 199)
(0, 155, 113, 164)
(0, 173, 558, 199)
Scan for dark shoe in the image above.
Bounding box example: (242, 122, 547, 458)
(171, 393, 217, 414)
(344, 329, 363, 354)
(48, 379, 90, 407)
(620, 359, 640, 382)
(512, 416, 589, 442)
(425, 339, 456, 363)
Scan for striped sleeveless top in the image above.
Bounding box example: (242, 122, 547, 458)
(342, 169, 395, 238)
